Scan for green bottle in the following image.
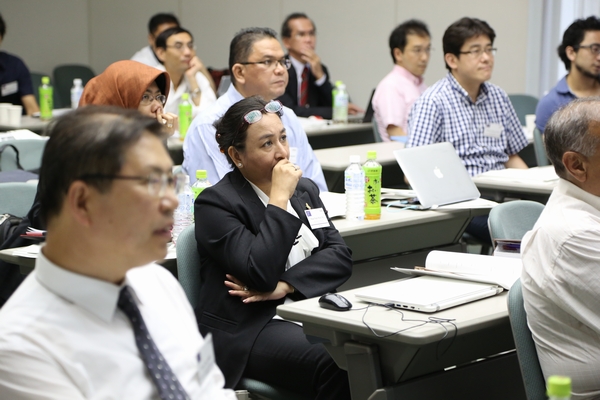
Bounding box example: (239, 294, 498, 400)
(191, 170, 211, 200)
(39, 76, 53, 121)
(363, 150, 382, 220)
(179, 93, 192, 139)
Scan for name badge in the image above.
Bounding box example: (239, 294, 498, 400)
(1, 81, 18, 97)
(483, 123, 503, 139)
(304, 208, 329, 229)
(197, 333, 217, 386)
(289, 147, 298, 164)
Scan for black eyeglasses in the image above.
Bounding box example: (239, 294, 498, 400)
(576, 44, 600, 56)
(166, 42, 196, 51)
(77, 172, 187, 197)
(239, 58, 291, 71)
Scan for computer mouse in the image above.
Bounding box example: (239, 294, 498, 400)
(318, 293, 352, 311)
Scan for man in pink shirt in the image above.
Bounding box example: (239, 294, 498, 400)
(373, 20, 430, 141)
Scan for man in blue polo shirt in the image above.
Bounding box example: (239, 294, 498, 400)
(0, 13, 39, 115)
(535, 16, 600, 133)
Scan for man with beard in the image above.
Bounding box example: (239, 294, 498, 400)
(535, 16, 600, 132)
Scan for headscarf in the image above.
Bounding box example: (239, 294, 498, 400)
(79, 60, 170, 109)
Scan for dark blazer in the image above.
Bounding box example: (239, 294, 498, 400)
(194, 169, 352, 388)
(277, 56, 334, 119)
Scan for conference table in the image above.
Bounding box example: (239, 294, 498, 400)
(277, 281, 524, 400)
(472, 166, 557, 204)
(0, 116, 49, 134)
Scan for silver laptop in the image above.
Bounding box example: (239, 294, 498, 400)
(393, 142, 480, 208)
(355, 276, 501, 313)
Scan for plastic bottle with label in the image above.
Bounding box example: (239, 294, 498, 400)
(70, 78, 83, 109)
(39, 76, 53, 120)
(344, 155, 364, 221)
(179, 93, 192, 140)
(191, 170, 211, 200)
(172, 175, 194, 245)
(547, 375, 571, 400)
(332, 80, 348, 124)
(363, 150, 382, 220)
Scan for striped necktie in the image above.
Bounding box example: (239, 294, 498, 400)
(118, 286, 189, 400)
(300, 67, 309, 107)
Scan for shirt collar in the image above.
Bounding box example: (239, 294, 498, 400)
(558, 178, 600, 211)
(557, 75, 574, 95)
(446, 72, 489, 104)
(227, 83, 246, 104)
(35, 249, 140, 323)
(289, 55, 308, 79)
(394, 65, 424, 86)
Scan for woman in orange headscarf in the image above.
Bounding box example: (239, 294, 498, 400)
(80, 60, 178, 135)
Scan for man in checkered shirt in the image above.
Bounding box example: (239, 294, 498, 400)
(407, 17, 529, 178)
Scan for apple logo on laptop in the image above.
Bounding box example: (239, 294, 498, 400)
(433, 167, 444, 179)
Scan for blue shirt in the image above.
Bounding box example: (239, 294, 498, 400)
(535, 75, 576, 132)
(0, 51, 34, 111)
(407, 73, 528, 176)
(182, 84, 327, 192)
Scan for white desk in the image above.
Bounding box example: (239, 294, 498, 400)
(472, 166, 557, 203)
(315, 142, 406, 192)
(0, 116, 49, 134)
(278, 281, 522, 399)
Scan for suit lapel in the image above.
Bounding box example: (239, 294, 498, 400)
(230, 170, 266, 234)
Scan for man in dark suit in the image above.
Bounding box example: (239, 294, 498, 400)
(277, 13, 362, 119)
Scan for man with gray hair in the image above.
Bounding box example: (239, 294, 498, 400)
(521, 97, 600, 399)
(182, 27, 327, 192)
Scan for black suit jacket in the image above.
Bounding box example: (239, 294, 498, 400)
(277, 56, 334, 119)
(194, 169, 352, 388)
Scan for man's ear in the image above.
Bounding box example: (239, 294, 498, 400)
(282, 37, 291, 51)
(65, 180, 95, 227)
(147, 33, 155, 48)
(565, 45, 577, 63)
(231, 64, 246, 86)
(563, 151, 587, 183)
(445, 53, 459, 71)
(155, 47, 167, 63)
(393, 48, 403, 65)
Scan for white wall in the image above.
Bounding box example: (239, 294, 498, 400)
(1, 0, 532, 108)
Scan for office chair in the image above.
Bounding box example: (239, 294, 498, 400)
(53, 64, 95, 109)
(533, 128, 550, 167)
(0, 139, 48, 172)
(0, 182, 37, 217)
(488, 200, 544, 242)
(175, 225, 310, 400)
(507, 279, 547, 400)
(508, 94, 538, 126)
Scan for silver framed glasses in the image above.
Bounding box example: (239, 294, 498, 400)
(78, 172, 187, 197)
(576, 44, 600, 56)
(240, 58, 291, 71)
(459, 47, 497, 58)
(140, 94, 167, 106)
(242, 100, 283, 126)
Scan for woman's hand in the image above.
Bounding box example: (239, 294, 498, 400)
(156, 109, 178, 136)
(269, 159, 302, 209)
(225, 274, 294, 304)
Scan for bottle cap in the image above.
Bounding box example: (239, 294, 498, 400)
(349, 155, 360, 163)
(73, 78, 82, 85)
(335, 80, 343, 86)
(42, 76, 50, 84)
(182, 93, 190, 100)
(196, 170, 207, 179)
(367, 151, 377, 160)
(547, 376, 571, 397)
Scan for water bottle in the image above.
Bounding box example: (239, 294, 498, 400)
(172, 175, 193, 245)
(547, 376, 571, 400)
(179, 92, 192, 139)
(39, 76, 53, 121)
(332, 80, 348, 124)
(363, 150, 382, 220)
(70, 78, 83, 109)
(191, 170, 211, 200)
(344, 155, 364, 221)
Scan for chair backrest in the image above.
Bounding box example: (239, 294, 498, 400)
(53, 64, 96, 109)
(175, 224, 201, 309)
(0, 139, 48, 172)
(488, 200, 545, 242)
(508, 94, 539, 126)
(363, 89, 376, 123)
(507, 279, 547, 400)
(533, 128, 550, 167)
(0, 182, 38, 217)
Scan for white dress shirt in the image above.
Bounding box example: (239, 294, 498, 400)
(181, 84, 327, 192)
(289, 55, 327, 104)
(131, 46, 163, 70)
(521, 179, 600, 399)
(0, 251, 236, 400)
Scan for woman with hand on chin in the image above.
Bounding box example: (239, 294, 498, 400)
(79, 60, 178, 135)
(194, 96, 352, 399)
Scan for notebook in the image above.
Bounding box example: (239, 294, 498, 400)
(354, 276, 502, 313)
(393, 142, 480, 208)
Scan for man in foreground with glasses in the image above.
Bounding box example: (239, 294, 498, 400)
(182, 27, 327, 192)
(155, 27, 216, 118)
(373, 19, 431, 142)
(277, 13, 362, 119)
(535, 16, 600, 133)
(407, 17, 528, 243)
(0, 106, 236, 400)
(131, 12, 180, 70)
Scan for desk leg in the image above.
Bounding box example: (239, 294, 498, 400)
(344, 341, 383, 400)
